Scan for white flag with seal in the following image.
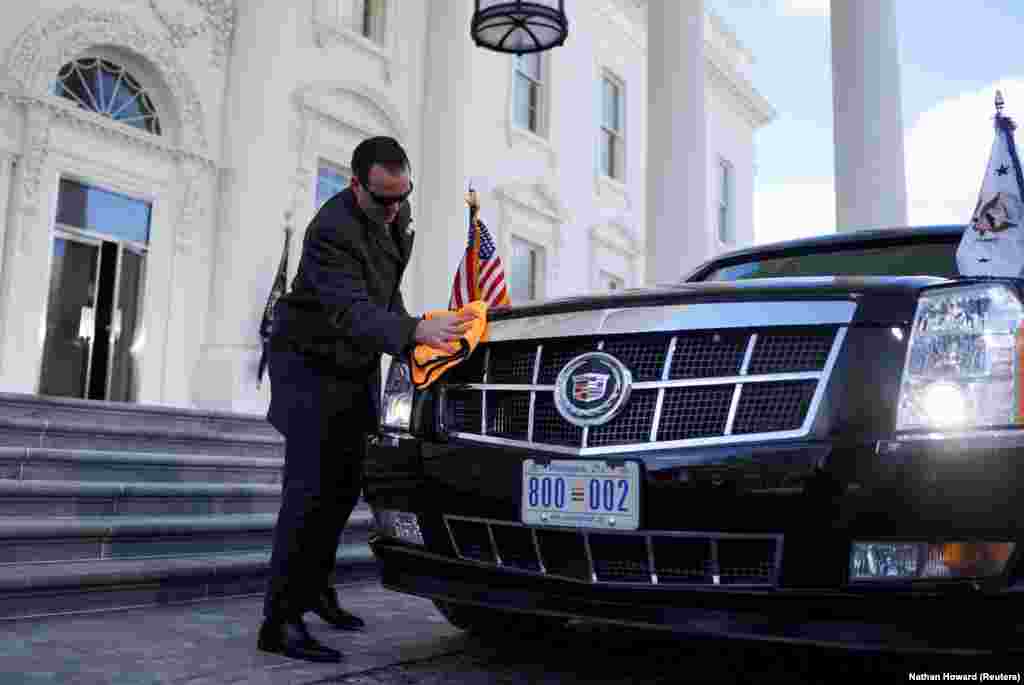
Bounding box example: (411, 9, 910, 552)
(956, 96, 1024, 277)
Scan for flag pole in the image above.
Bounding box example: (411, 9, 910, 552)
(257, 211, 293, 389)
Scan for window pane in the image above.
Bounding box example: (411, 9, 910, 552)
(363, 0, 386, 42)
(613, 135, 625, 180)
(513, 74, 532, 130)
(599, 130, 612, 177)
(602, 78, 619, 131)
(516, 53, 541, 80)
(55, 179, 152, 244)
(719, 206, 729, 244)
(510, 237, 540, 302)
(317, 163, 349, 210)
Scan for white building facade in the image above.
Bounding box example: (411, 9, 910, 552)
(0, 0, 776, 415)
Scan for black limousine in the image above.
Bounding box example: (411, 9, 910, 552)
(364, 225, 1024, 654)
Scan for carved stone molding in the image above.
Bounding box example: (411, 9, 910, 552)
(6, 6, 208, 154)
(176, 160, 205, 254)
(289, 106, 316, 219)
(19, 109, 52, 213)
(149, 0, 237, 68)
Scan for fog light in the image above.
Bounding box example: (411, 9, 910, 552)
(850, 541, 1014, 581)
(372, 508, 424, 546)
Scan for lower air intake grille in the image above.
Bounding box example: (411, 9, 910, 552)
(444, 515, 783, 588)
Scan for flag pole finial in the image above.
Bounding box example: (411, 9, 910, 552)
(996, 90, 1005, 115)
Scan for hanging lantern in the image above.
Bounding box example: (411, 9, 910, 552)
(471, 1, 569, 55)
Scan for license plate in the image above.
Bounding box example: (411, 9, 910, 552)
(521, 459, 640, 531)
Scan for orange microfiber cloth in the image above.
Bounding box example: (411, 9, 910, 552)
(410, 300, 489, 389)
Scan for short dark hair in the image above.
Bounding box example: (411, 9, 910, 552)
(351, 136, 410, 186)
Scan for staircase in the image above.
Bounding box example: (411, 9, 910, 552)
(0, 392, 377, 621)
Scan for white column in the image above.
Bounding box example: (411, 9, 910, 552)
(0, 105, 53, 392)
(646, 1, 708, 285)
(193, 2, 297, 413)
(830, 0, 907, 232)
(414, 0, 478, 312)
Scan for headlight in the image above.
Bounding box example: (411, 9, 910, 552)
(896, 284, 1024, 431)
(381, 359, 413, 431)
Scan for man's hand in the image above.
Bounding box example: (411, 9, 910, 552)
(414, 311, 477, 353)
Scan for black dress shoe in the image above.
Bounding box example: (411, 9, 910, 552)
(257, 615, 343, 663)
(311, 589, 366, 631)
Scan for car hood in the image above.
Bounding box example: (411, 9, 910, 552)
(488, 276, 957, 327)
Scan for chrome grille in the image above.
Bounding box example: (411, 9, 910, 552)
(669, 331, 747, 379)
(587, 389, 659, 447)
(656, 385, 734, 441)
(444, 514, 783, 588)
(445, 322, 848, 455)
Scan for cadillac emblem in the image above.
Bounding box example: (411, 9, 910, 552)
(554, 352, 633, 427)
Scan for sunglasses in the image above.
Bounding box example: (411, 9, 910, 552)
(360, 178, 414, 207)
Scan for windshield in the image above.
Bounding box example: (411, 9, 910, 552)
(697, 240, 961, 282)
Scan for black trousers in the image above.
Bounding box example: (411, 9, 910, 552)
(263, 345, 374, 620)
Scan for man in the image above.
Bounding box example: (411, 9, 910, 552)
(257, 136, 474, 663)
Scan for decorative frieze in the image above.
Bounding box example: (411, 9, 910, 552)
(149, 0, 237, 67)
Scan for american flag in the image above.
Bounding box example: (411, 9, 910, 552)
(449, 188, 511, 309)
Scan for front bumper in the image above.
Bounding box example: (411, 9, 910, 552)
(371, 537, 1024, 655)
(364, 432, 1024, 654)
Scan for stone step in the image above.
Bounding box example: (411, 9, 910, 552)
(0, 392, 283, 458)
(0, 507, 373, 565)
(0, 545, 378, 621)
(0, 447, 283, 484)
(0, 479, 284, 517)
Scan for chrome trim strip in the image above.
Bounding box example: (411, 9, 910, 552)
(799, 326, 848, 434)
(486, 523, 502, 566)
(740, 333, 758, 375)
(646, 535, 658, 585)
(487, 301, 858, 341)
(581, 426, 589, 449)
(634, 373, 821, 388)
(650, 336, 677, 443)
(878, 427, 1024, 444)
(450, 427, 817, 456)
(442, 514, 782, 588)
(724, 384, 742, 437)
(583, 532, 597, 583)
(527, 345, 542, 443)
(481, 348, 490, 435)
(725, 334, 757, 436)
(531, 528, 546, 574)
(443, 516, 460, 558)
(459, 371, 822, 392)
(710, 539, 720, 585)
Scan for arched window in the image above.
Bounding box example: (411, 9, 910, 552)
(52, 58, 162, 136)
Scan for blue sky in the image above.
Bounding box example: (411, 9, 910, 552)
(706, 0, 1024, 244)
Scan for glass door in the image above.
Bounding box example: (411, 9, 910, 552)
(105, 242, 146, 402)
(40, 177, 152, 401)
(38, 235, 103, 398)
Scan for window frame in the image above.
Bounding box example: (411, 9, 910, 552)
(508, 234, 544, 303)
(717, 158, 734, 245)
(598, 71, 626, 182)
(315, 159, 351, 211)
(512, 53, 545, 136)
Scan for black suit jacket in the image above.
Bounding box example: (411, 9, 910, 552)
(268, 188, 419, 432)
